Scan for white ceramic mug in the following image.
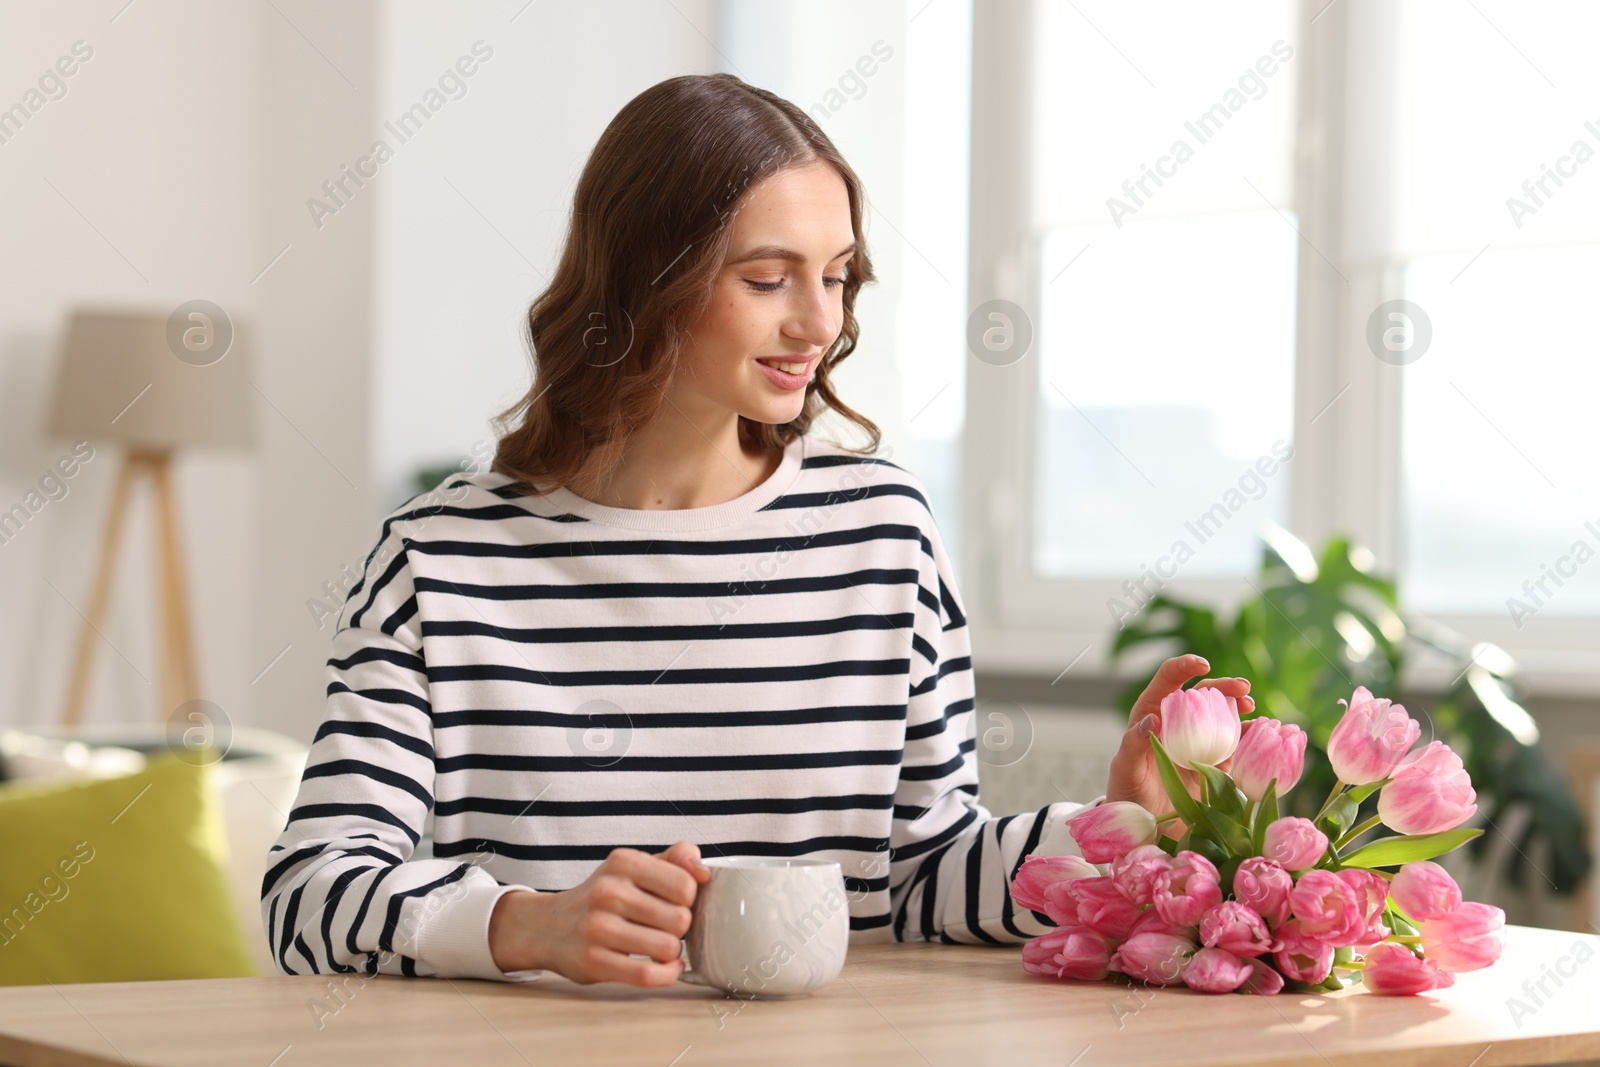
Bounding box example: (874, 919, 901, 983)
(679, 856, 850, 998)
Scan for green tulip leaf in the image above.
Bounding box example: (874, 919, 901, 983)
(1251, 780, 1279, 856)
(1339, 828, 1484, 869)
(1281, 978, 1321, 995)
(1193, 763, 1246, 821)
(1219, 854, 1245, 892)
(1345, 779, 1392, 805)
(1317, 794, 1359, 840)
(1149, 735, 1204, 828)
(1186, 832, 1231, 867)
(1195, 807, 1252, 858)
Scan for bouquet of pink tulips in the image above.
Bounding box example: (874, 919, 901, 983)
(1014, 685, 1507, 996)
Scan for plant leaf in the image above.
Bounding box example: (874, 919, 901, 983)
(1150, 735, 1204, 828)
(1187, 832, 1231, 867)
(1345, 779, 1391, 805)
(1251, 779, 1279, 856)
(1198, 807, 1252, 857)
(1339, 828, 1484, 869)
(1219, 854, 1244, 893)
(1282, 978, 1333, 995)
(1193, 763, 1246, 821)
(1317, 794, 1358, 840)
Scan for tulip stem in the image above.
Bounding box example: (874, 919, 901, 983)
(1153, 811, 1180, 824)
(1334, 815, 1384, 850)
(1386, 935, 1423, 945)
(1314, 780, 1347, 823)
(1334, 958, 1366, 971)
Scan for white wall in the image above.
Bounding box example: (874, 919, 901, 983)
(0, 0, 270, 736)
(0, 0, 719, 745)
(717, 0, 974, 570)
(252, 0, 382, 746)
(370, 0, 718, 514)
(716, 0, 912, 457)
(0, 0, 957, 745)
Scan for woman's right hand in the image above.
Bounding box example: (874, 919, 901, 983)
(1107, 655, 1254, 821)
(488, 839, 710, 986)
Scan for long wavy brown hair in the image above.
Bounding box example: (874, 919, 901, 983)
(489, 72, 882, 500)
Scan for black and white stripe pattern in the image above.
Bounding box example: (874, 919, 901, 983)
(261, 433, 1094, 979)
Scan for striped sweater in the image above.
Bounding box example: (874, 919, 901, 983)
(261, 431, 1098, 980)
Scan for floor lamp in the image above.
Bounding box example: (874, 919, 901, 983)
(44, 308, 254, 728)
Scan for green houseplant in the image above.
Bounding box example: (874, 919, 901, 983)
(1110, 524, 1590, 895)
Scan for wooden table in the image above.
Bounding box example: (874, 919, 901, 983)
(2, 925, 1598, 1067)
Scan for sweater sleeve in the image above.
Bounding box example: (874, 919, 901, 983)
(260, 506, 540, 981)
(887, 497, 1103, 944)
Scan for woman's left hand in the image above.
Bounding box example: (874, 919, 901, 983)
(1104, 654, 1253, 825)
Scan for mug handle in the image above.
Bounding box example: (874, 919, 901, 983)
(677, 939, 712, 986)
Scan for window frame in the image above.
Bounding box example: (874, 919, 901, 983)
(961, 0, 1600, 697)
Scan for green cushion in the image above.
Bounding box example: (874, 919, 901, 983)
(0, 752, 256, 984)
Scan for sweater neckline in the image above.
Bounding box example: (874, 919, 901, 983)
(540, 434, 807, 532)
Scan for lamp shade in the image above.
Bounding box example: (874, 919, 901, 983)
(45, 308, 255, 450)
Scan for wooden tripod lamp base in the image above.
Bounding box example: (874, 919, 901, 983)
(59, 448, 200, 728)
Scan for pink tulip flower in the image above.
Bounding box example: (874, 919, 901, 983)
(1111, 931, 1197, 986)
(1262, 817, 1330, 871)
(1159, 686, 1242, 768)
(1289, 869, 1367, 946)
(1021, 928, 1073, 977)
(1184, 947, 1254, 993)
(1011, 854, 1100, 916)
(1362, 942, 1456, 995)
(1327, 686, 1421, 785)
(1272, 918, 1336, 984)
(1110, 844, 1174, 907)
(1418, 902, 1506, 973)
(1199, 901, 1278, 957)
(1240, 959, 1285, 995)
(1126, 907, 1196, 940)
(1152, 850, 1223, 927)
(1335, 867, 1392, 945)
(1036, 880, 1081, 927)
(1066, 802, 1159, 864)
(1390, 860, 1463, 921)
(1064, 876, 1146, 939)
(1231, 718, 1307, 801)
(1378, 741, 1478, 835)
(1022, 926, 1117, 981)
(1233, 857, 1294, 927)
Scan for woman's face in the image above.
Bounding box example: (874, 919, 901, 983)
(674, 161, 856, 432)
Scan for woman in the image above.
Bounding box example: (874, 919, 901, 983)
(261, 72, 1252, 987)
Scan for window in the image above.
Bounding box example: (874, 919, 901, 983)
(1400, 245, 1600, 618)
(896, 0, 973, 569)
(965, 0, 1600, 687)
(1388, 1, 1600, 624)
(717, 0, 975, 569)
(1034, 210, 1297, 579)
(964, 1, 1300, 647)
(1030, 3, 1301, 585)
